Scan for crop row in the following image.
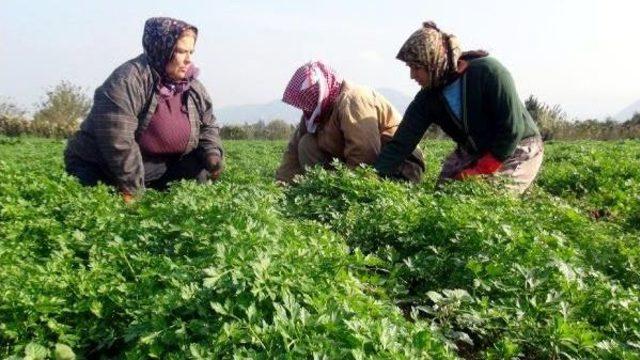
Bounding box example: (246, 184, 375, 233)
(0, 137, 638, 359)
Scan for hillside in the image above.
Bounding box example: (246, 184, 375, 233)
(615, 99, 640, 121)
(214, 88, 413, 125)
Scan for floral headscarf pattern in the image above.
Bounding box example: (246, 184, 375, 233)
(397, 21, 462, 90)
(282, 61, 343, 133)
(142, 17, 200, 97)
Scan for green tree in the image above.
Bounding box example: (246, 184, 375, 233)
(264, 119, 294, 140)
(524, 95, 567, 140)
(220, 125, 249, 140)
(220, 120, 294, 140)
(32, 81, 91, 138)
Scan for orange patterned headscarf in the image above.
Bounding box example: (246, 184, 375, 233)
(397, 21, 462, 90)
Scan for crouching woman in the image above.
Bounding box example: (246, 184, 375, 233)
(375, 22, 543, 194)
(276, 61, 425, 183)
(64, 17, 223, 202)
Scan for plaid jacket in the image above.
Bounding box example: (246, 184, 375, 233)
(65, 54, 223, 194)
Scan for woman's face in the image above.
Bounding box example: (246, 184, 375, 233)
(408, 63, 429, 88)
(165, 35, 196, 81)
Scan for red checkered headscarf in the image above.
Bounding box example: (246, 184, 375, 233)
(282, 61, 343, 133)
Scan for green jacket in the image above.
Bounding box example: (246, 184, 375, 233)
(375, 57, 539, 176)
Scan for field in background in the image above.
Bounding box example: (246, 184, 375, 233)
(1, 138, 639, 359)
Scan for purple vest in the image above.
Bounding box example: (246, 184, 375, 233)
(138, 92, 191, 157)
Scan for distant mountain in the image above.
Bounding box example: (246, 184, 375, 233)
(214, 100, 301, 125)
(615, 99, 640, 121)
(214, 88, 413, 126)
(376, 88, 413, 114)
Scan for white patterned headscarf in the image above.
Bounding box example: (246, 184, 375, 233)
(282, 61, 343, 133)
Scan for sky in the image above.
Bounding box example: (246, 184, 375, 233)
(1, 0, 638, 120)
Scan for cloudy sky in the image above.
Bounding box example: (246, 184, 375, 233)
(1, 0, 638, 119)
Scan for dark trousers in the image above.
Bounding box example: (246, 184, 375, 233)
(65, 150, 210, 191)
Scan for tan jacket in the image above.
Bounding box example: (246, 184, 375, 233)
(276, 81, 404, 182)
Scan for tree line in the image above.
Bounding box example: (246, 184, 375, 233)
(0, 81, 91, 138)
(220, 120, 295, 140)
(0, 81, 296, 141)
(523, 95, 640, 141)
(1, 81, 638, 141)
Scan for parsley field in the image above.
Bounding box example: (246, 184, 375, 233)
(1, 137, 639, 359)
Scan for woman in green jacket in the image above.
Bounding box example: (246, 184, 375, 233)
(374, 22, 543, 194)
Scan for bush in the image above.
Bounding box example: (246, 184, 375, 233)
(0, 116, 31, 137)
(221, 120, 294, 140)
(525, 95, 567, 140)
(0, 98, 30, 137)
(220, 125, 249, 140)
(31, 81, 91, 138)
(263, 119, 293, 140)
(525, 96, 640, 140)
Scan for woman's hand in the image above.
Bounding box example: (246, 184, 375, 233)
(206, 154, 224, 180)
(456, 152, 502, 179)
(122, 192, 135, 204)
